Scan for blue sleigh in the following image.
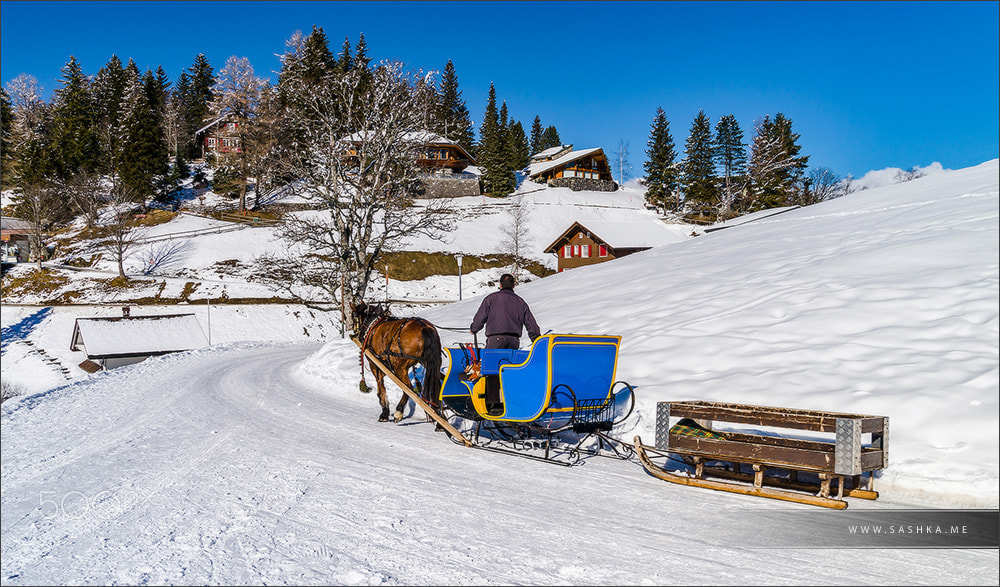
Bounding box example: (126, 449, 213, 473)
(435, 333, 636, 464)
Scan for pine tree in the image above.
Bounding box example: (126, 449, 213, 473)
(92, 55, 128, 172)
(51, 56, 100, 177)
(435, 60, 474, 153)
(505, 120, 530, 171)
(181, 53, 214, 160)
(1, 88, 14, 188)
(5, 74, 54, 187)
(747, 113, 809, 210)
(643, 107, 678, 212)
(529, 115, 543, 155)
(478, 83, 515, 195)
(337, 36, 353, 75)
(119, 69, 168, 200)
(713, 114, 746, 213)
(539, 125, 561, 151)
(681, 109, 716, 212)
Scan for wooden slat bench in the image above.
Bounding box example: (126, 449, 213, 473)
(635, 401, 889, 509)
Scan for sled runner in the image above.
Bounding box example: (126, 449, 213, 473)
(438, 334, 635, 465)
(635, 401, 888, 509)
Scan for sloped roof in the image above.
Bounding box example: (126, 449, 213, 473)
(530, 144, 573, 162)
(195, 112, 233, 136)
(339, 130, 476, 163)
(71, 314, 209, 359)
(1, 217, 33, 232)
(543, 220, 682, 252)
(528, 147, 604, 179)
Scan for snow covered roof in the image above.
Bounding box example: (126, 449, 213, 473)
(195, 112, 233, 136)
(339, 130, 475, 162)
(1, 216, 33, 233)
(530, 144, 573, 161)
(544, 219, 681, 251)
(71, 314, 209, 359)
(528, 147, 605, 179)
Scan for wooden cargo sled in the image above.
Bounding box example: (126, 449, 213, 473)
(635, 401, 888, 509)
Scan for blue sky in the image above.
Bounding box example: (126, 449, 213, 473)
(2, 1, 997, 180)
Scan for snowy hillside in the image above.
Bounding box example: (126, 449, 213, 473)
(2, 161, 998, 585)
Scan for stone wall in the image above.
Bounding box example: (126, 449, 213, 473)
(419, 177, 481, 198)
(548, 178, 619, 192)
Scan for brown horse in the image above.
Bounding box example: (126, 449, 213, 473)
(352, 301, 443, 422)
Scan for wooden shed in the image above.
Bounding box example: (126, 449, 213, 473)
(70, 312, 209, 371)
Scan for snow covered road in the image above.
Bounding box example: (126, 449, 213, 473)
(2, 341, 996, 585)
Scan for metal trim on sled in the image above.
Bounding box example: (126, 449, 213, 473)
(438, 334, 637, 466)
(636, 401, 889, 509)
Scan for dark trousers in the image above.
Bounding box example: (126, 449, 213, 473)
(484, 334, 519, 407)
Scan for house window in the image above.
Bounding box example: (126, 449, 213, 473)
(562, 245, 572, 258)
(573, 244, 580, 257)
(581, 244, 590, 258)
(599, 244, 608, 257)
(564, 169, 575, 178)
(207, 138, 217, 147)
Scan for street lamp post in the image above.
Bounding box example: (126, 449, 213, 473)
(456, 254, 464, 301)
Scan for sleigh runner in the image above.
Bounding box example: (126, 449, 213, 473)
(635, 401, 888, 509)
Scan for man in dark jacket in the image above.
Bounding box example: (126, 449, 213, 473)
(469, 273, 541, 414)
(470, 273, 541, 349)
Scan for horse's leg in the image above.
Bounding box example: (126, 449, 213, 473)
(391, 363, 412, 423)
(369, 358, 391, 422)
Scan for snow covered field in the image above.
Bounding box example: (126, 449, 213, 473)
(2, 161, 998, 584)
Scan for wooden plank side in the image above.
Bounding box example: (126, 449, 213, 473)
(634, 437, 849, 510)
(351, 337, 473, 447)
(668, 435, 836, 471)
(667, 401, 885, 433)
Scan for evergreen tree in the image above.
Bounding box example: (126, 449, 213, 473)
(478, 83, 515, 195)
(1, 88, 13, 187)
(713, 114, 746, 213)
(539, 125, 561, 151)
(337, 36, 353, 74)
(5, 74, 54, 187)
(51, 56, 100, 177)
(505, 120, 530, 171)
(747, 112, 809, 210)
(643, 107, 678, 212)
(181, 53, 214, 160)
(434, 59, 474, 153)
(92, 55, 128, 172)
(119, 69, 169, 200)
(529, 115, 543, 155)
(681, 109, 716, 211)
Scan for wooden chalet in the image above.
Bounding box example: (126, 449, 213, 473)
(1, 216, 33, 264)
(340, 131, 480, 197)
(544, 220, 680, 272)
(70, 311, 209, 371)
(196, 113, 242, 159)
(528, 145, 617, 192)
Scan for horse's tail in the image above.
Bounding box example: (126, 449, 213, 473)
(420, 323, 443, 408)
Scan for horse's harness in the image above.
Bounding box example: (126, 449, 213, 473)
(360, 313, 428, 364)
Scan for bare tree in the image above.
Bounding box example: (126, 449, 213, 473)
(499, 196, 533, 280)
(267, 60, 454, 328)
(801, 166, 846, 205)
(12, 181, 58, 271)
(97, 182, 148, 279)
(612, 139, 632, 187)
(57, 169, 105, 228)
(208, 56, 267, 213)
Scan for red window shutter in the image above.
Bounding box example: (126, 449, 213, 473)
(599, 244, 608, 257)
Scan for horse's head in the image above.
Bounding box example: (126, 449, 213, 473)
(351, 301, 390, 336)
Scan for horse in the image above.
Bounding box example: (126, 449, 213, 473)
(352, 301, 443, 423)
